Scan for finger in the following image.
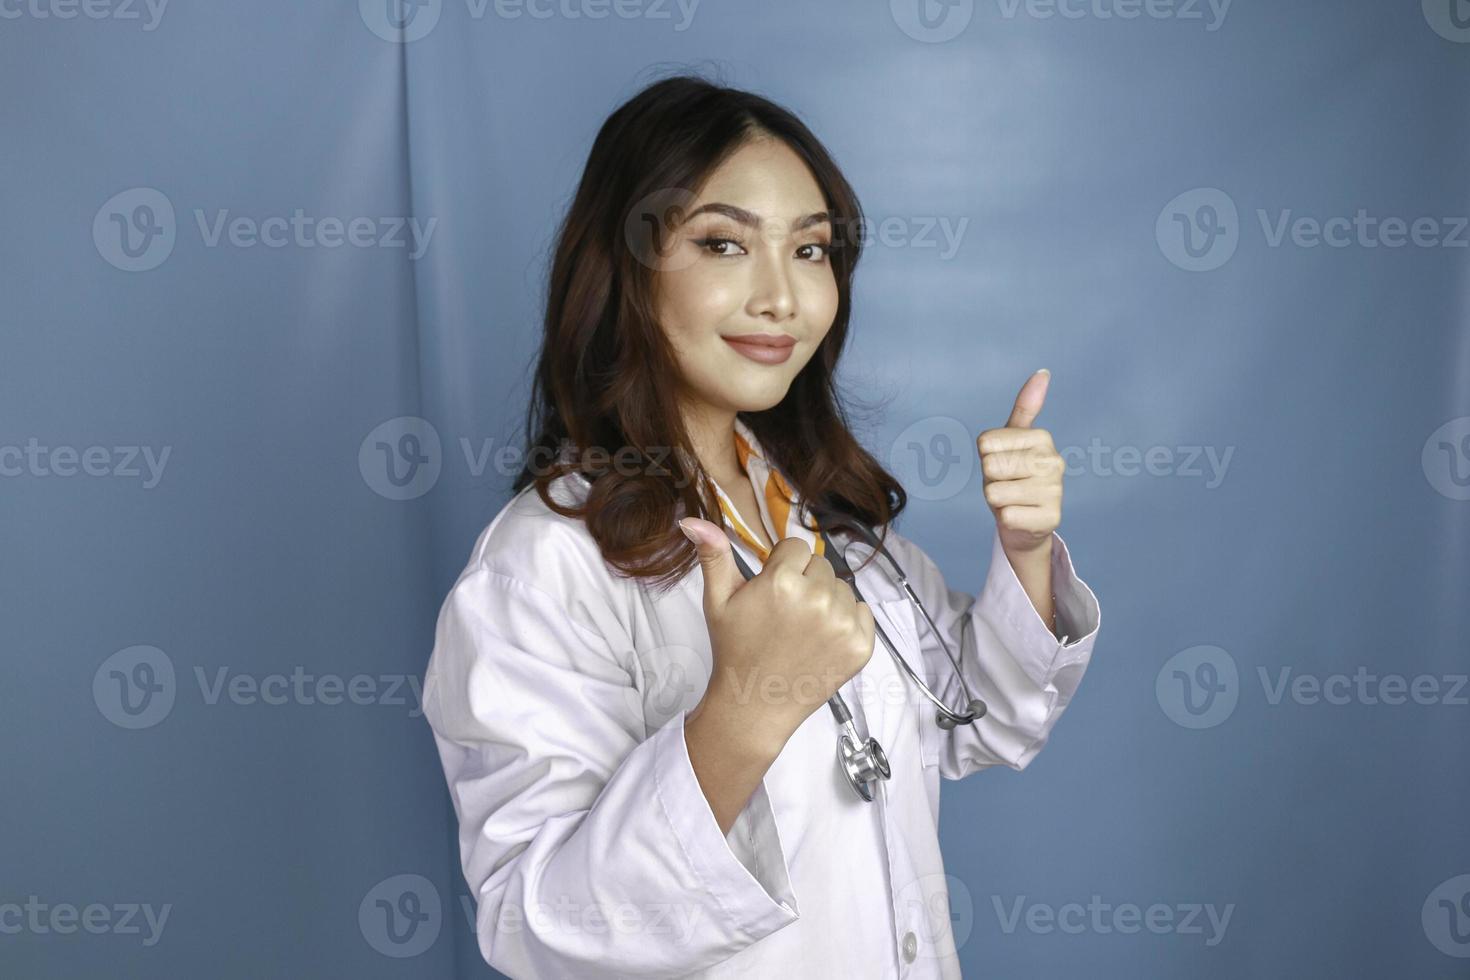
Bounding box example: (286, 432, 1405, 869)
(763, 535, 815, 578)
(983, 474, 1062, 508)
(995, 504, 1060, 533)
(981, 449, 1064, 482)
(1005, 369, 1050, 429)
(977, 427, 1053, 456)
(802, 549, 837, 581)
(678, 518, 743, 615)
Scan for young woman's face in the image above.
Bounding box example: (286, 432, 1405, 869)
(653, 137, 839, 418)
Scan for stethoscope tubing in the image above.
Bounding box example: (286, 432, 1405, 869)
(814, 523, 985, 730)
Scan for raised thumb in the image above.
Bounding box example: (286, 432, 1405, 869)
(678, 517, 742, 614)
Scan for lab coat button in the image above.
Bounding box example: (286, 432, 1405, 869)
(901, 930, 917, 962)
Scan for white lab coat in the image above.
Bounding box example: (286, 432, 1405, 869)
(422, 471, 1101, 979)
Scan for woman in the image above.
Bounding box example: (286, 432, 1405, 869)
(422, 72, 1101, 979)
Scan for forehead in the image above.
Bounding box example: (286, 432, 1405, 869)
(693, 138, 827, 218)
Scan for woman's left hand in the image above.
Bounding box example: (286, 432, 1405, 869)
(977, 369, 1063, 562)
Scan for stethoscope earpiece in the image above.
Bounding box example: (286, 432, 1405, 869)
(936, 699, 988, 730)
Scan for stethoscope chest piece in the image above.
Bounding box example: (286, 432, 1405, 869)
(838, 730, 890, 802)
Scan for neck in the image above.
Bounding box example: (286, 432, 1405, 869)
(680, 400, 741, 483)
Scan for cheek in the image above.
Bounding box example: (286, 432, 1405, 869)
(661, 269, 742, 338)
(801, 272, 840, 332)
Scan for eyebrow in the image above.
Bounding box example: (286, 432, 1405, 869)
(683, 203, 832, 232)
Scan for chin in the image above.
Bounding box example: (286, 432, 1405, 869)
(728, 383, 793, 413)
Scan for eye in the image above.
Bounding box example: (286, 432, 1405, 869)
(694, 236, 747, 257)
(797, 242, 831, 262)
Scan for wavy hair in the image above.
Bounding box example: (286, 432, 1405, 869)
(513, 70, 907, 593)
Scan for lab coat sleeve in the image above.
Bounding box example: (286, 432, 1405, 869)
(885, 524, 1101, 779)
(422, 562, 799, 979)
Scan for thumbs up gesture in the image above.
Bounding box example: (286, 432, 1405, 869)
(675, 519, 876, 750)
(977, 369, 1065, 561)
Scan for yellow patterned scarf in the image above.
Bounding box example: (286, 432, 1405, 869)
(703, 417, 826, 562)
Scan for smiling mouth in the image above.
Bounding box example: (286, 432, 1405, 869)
(721, 334, 797, 365)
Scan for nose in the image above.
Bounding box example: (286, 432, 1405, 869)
(744, 237, 797, 322)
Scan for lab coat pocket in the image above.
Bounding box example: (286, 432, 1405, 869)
(871, 597, 940, 770)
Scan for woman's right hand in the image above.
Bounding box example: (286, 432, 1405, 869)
(678, 516, 876, 754)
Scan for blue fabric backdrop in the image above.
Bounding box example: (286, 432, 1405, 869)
(3, 1, 1467, 976)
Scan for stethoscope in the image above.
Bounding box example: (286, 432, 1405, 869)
(724, 502, 989, 803)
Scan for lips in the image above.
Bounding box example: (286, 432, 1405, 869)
(720, 333, 797, 348)
(721, 333, 797, 365)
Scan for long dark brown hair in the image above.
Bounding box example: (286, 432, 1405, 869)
(513, 70, 907, 593)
